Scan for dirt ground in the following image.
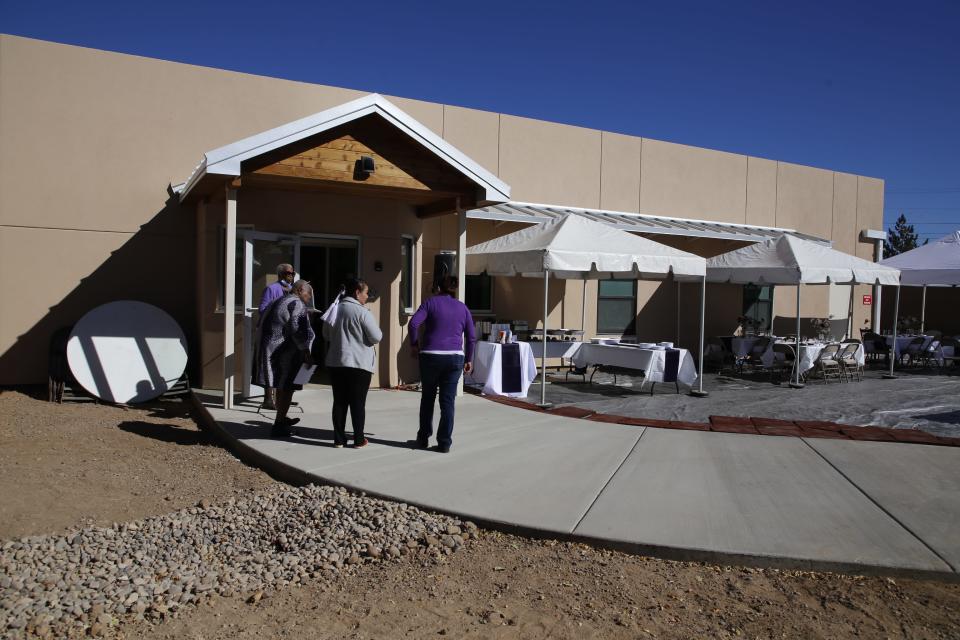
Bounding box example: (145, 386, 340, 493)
(2, 389, 959, 639)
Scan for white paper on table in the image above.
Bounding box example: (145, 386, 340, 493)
(293, 364, 318, 385)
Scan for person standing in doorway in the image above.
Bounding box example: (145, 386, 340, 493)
(323, 278, 382, 448)
(256, 263, 296, 409)
(409, 276, 475, 453)
(255, 280, 315, 437)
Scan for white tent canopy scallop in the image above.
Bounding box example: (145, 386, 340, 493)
(67, 300, 188, 404)
(466, 213, 706, 280)
(880, 230, 960, 286)
(466, 214, 708, 404)
(706, 235, 901, 385)
(706, 234, 901, 286)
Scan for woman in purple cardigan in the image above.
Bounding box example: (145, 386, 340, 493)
(409, 276, 476, 453)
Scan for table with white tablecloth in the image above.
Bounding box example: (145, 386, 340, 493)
(884, 335, 935, 359)
(781, 342, 865, 375)
(570, 343, 699, 389)
(465, 341, 539, 398)
(727, 336, 775, 367)
(527, 340, 583, 359)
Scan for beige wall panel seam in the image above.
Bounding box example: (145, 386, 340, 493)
(598, 132, 604, 208)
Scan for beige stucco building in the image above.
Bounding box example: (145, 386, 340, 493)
(0, 35, 886, 393)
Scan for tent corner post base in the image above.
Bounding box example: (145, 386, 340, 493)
(536, 402, 554, 410)
(881, 373, 898, 380)
(788, 382, 805, 389)
(689, 389, 709, 398)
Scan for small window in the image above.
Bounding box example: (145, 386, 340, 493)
(465, 274, 494, 313)
(400, 237, 415, 312)
(597, 279, 636, 335)
(743, 284, 774, 332)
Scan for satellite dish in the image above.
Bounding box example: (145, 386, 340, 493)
(67, 301, 188, 404)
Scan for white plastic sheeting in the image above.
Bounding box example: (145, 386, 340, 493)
(465, 214, 706, 280)
(706, 234, 900, 285)
(880, 231, 960, 286)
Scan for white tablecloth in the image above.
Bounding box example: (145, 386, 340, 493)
(528, 340, 583, 359)
(570, 343, 698, 388)
(885, 335, 935, 358)
(729, 337, 775, 367)
(465, 341, 539, 398)
(783, 342, 865, 374)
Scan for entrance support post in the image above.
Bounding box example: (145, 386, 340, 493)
(789, 284, 804, 388)
(223, 187, 238, 409)
(538, 269, 551, 408)
(884, 282, 901, 379)
(690, 275, 709, 397)
(456, 199, 467, 397)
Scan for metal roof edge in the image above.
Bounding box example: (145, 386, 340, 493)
(178, 93, 510, 203)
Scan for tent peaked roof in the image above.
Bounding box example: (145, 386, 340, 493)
(466, 214, 706, 280)
(879, 230, 960, 286)
(706, 234, 900, 285)
(175, 93, 510, 203)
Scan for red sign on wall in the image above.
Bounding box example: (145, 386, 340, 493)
(863, 295, 873, 306)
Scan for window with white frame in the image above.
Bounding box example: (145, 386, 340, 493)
(597, 279, 637, 335)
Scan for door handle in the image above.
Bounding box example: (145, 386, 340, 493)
(246, 307, 258, 313)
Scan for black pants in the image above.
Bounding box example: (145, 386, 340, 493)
(329, 366, 372, 445)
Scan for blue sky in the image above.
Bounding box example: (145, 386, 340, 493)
(4, 0, 958, 240)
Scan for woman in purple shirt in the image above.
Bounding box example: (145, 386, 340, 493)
(409, 276, 475, 453)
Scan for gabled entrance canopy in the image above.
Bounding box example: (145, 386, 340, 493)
(177, 94, 511, 409)
(174, 93, 510, 215)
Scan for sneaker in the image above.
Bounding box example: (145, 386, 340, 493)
(353, 438, 369, 449)
(333, 443, 344, 449)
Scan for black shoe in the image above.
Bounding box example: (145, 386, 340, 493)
(430, 445, 450, 454)
(414, 438, 429, 449)
(277, 416, 300, 427)
(271, 425, 297, 438)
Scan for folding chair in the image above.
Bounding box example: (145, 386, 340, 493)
(814, 343, 843, 383)
(837, 342, 863, 382)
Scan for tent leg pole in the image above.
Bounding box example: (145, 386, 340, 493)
(789, 284, 804, 388)
(883, 283, 901, 379)
(920, 285, 927, 334)
(538, 269, 552, 408)
(691, 275, 709, 397)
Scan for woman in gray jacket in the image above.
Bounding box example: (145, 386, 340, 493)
(322, 278, 382, 448)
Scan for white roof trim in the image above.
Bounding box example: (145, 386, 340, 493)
(468, 201, 832, 245)
(175, 93, 510, 203)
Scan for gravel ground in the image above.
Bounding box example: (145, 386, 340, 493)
(2, 389, 959, 639)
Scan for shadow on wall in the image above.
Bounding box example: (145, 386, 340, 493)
(0, 192, 198, 385)
(879, 285, 960, 336)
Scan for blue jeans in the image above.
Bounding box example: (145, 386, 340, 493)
(418, 353, 464, 449)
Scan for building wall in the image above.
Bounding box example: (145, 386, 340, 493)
(0, 34, 884, 385)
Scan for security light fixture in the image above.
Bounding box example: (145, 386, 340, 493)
(355, 155, 375, 179)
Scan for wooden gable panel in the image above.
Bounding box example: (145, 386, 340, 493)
(245, 115, 477, 196)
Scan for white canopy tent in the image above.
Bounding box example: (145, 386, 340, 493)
(880, 231, 960, 333)
(466, 214, 708, 405)
(706, 234, 901, 384)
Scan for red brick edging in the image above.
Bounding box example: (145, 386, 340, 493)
(455, 387, 960, 448)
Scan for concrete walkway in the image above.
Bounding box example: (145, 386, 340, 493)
(192, 388, 960, 578)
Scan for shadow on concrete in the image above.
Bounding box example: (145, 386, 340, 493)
(118, 420, 211, 446)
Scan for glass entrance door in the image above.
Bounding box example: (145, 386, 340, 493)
(242, 231, 300, 399)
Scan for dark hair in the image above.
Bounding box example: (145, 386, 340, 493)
(344, 277, 368, 299)
(439, 275, 458, 295)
